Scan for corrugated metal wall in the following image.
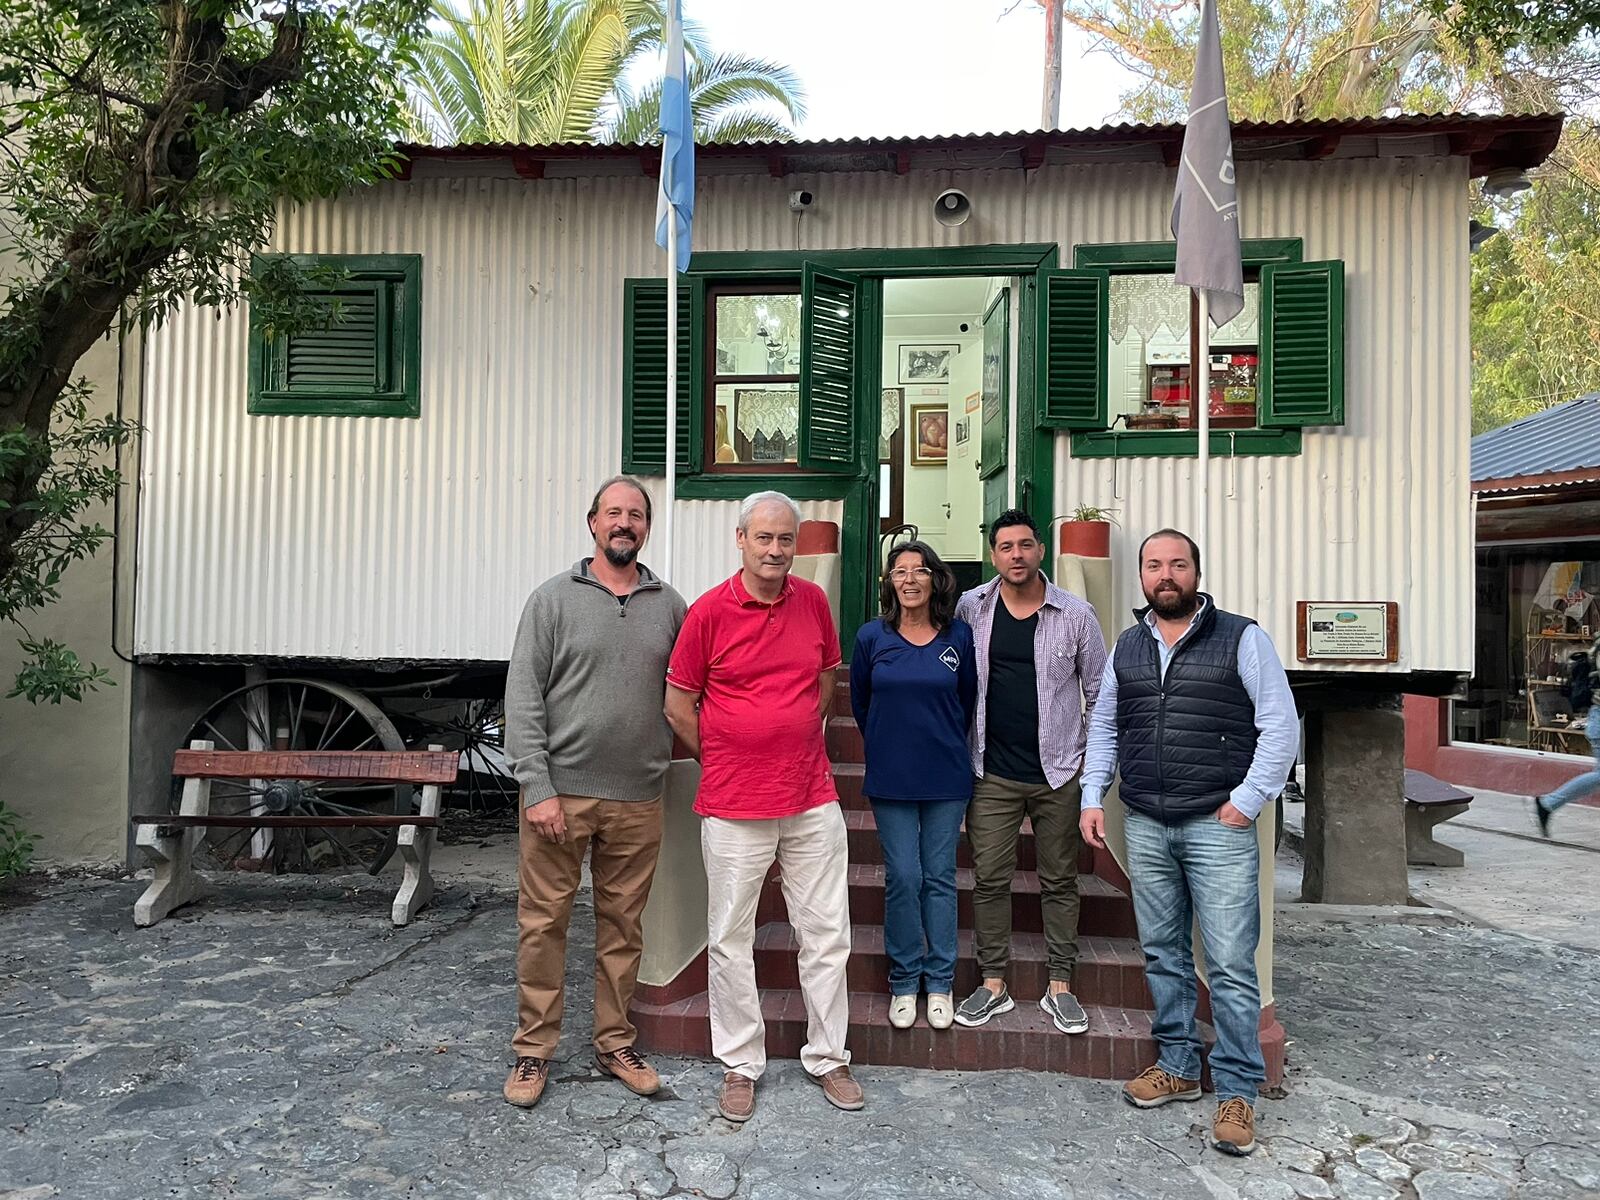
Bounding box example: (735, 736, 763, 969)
(138, 156, 1468, 669)
(1050, 159, 1469, 673)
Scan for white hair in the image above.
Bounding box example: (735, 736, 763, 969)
(738, 490, 802, 532)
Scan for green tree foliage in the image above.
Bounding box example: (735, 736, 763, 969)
(0, 796, 35, 878)
(0, 1, 427, 707)
(406, 0, 806, 144)
(1025, 0, 1600, 432)
(1431, 0, 1600, 51)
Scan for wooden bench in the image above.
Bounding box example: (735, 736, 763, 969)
(131, 741, 457, 928)
(1403, 768, 1473, 868)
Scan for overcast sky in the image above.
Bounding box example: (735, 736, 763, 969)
(680, 0, 1142, 140)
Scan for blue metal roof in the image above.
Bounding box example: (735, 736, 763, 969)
(1471, 395, 1600, 483)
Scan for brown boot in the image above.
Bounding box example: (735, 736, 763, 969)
(718, 1072, 756, 1122)
(1122, 1065, 1203, 1109)
(595, 1045, 661, 1096)
(1212, 1098, 1257, 1155)
(503, 1056, 550, 1108)
(808, 1065, 865, 1111)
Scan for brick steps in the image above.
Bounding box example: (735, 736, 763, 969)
(753, 921, 1153, 1009)
(632, 986, 1190, 1078)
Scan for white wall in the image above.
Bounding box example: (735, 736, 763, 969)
(137, 155, 1473, 673)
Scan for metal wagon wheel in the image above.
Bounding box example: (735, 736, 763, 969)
(174, 678, 411, 875)
(395, 698, 517, 813)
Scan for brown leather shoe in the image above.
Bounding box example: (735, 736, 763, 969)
(1212, 1098, 1257, 1155)
(595, 1045, 661, 1096)
(503, 1056, 550, 1108)
(808, 1064, 865, 1111)
(718, 1072, 756, 1122)
(1122, 1065, 1203, 1109)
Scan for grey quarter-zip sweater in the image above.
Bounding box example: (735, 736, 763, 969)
(505, 558, 688, 807)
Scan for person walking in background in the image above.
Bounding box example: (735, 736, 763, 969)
(1534, 630, 1600, 835)
(502, 476, 687, 1109)
(1079, 529, 1298, 1157)
(850, 540, 977, 1032)
(664, 491, 864, 1122)
(952, 509, 1107, 1036)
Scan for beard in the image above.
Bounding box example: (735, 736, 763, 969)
(1146, 580, 1199, 619)
(602, 534, 639, 568)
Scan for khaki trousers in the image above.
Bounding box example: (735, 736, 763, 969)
(512, 795, 662, 1059)
(702, 803, 852, 1080)
(966, 772, 1083, 982)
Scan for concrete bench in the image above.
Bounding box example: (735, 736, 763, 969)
(1403, 768, 1473, 868)
(131, 741, 455, 927)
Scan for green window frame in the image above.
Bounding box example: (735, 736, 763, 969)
(248, 254, 423, 418)
(1046, 238, 1345, 458)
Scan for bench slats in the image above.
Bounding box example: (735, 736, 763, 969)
(171, 749, 459, 785)
(130, 814, 441, 829)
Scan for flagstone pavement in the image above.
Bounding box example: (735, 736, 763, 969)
(1, 836, 1597, 1200)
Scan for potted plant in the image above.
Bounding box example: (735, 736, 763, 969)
(1057, 505, 1117, 558)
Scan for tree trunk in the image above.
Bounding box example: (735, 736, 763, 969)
(1041, 0, 1064, 130)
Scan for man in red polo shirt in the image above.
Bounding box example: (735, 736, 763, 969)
(664, 491, 863, 1123)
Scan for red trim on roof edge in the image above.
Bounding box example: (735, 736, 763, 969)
(394, 113, 1563, 180)
(1473, 466, 1600, 495)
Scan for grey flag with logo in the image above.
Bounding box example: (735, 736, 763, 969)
(1171, 0, 1243, 329)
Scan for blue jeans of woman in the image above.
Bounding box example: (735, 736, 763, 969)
(1547, 706, 1600, 811)
(1123, 807, 1265, 1105)
(869, 797, 967, 996)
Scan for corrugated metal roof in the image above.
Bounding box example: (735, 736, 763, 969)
(1472, 395, 1600, 484)
(396, 111, 1563, 179)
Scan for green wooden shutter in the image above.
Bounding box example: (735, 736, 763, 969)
(621, 278, 701, 475)
(1260, 260, 1345, 428)
(278, 286, 386, 394)
(1039, 268, 1109, 430)
(248, 254, 421, 417)
(799, 263, 863, 473)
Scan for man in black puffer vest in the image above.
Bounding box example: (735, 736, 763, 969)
(1078, 530, 1298, 1157)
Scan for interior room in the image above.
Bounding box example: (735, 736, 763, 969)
(880, 275, 1013, 590)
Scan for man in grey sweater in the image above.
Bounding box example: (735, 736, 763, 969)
(502, 476, 687, 1109)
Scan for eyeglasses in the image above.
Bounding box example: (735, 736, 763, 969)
(889, 567, 933, 582)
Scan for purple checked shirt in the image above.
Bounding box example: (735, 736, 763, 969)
(955, 578, 1108, 789)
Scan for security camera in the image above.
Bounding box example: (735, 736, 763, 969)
(788, 190, 815, 212)
(959, 322, 971, 333)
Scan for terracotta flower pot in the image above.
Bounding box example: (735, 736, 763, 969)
(1058, 520, 1111, 559)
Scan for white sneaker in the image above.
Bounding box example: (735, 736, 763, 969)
(926, 993, 954, 1030)
(889, 994, 917, 1029)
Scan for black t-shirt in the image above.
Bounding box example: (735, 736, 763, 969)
(983, 600, 1047, 784)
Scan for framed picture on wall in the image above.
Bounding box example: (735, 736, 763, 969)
(910, 403, 949, 465)
(899, 343, 957, 385)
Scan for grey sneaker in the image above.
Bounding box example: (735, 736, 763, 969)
(1039, 989, 1090, 1034)
(953, 984, 1014, 1027)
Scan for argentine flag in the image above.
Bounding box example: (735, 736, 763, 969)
(655, 0, 694, 273)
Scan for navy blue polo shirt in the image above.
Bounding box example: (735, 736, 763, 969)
(848, 618, 979, 802)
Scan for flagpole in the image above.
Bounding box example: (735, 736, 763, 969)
(663, 219, 678, 581)
(1196, 290, 1210, 556)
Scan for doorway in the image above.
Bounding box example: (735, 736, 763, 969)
(877, 275, 1018, 593)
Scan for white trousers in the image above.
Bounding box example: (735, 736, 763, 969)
(701, 802, 852, 1080)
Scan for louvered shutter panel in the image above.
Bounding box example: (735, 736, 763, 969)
(1039, 268, 1110, 430)
(621, 278, 699, 474)
(277, 286, 386, 394)
(799, 264, 862, 472)
(1260, 260, 1345, 428)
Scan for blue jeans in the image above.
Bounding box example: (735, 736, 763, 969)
(1123, 808, 1264, 1104)
(1547, 707, 1600, 811)
(869, 797, 967, 995)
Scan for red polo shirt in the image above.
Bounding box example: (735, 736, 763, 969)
(667, 571, 841, 820)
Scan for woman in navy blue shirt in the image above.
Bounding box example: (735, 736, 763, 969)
(850, 540, 977, 1031)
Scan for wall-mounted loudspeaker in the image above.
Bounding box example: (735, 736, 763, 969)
(933, 188, 971, 227)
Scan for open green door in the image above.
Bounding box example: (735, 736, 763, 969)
(979, 287, 1011, 578)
